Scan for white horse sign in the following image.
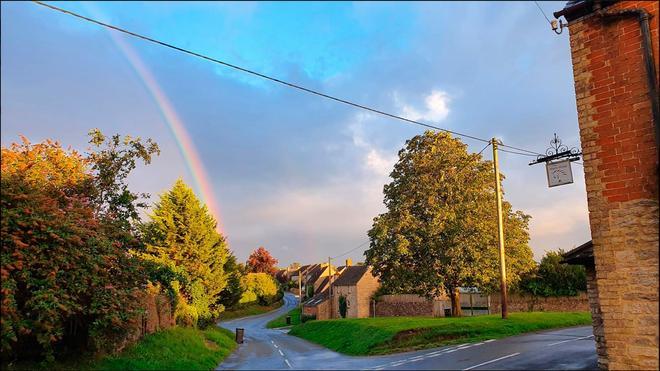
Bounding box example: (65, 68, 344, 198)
(546, 159, 573, 187)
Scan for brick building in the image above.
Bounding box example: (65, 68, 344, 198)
(554, 0, 659, 369)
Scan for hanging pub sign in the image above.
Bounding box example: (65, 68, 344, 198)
(546, 159, 573, 187)
(529, 133, 582, 188)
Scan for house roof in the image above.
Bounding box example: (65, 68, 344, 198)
(304, 291, 329, 306)
(562, 240, 594, 267)
(304, 264, 325, 284)
(553, 0, 619, 22)
(333, 265, 370, 286)
(316, 276, 331, 293)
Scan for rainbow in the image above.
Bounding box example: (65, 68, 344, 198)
(85, 5, 225, 233)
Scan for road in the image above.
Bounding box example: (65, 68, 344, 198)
(217, 293, 597, 370)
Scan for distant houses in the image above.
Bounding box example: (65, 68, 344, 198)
(299, 259, 381, 320)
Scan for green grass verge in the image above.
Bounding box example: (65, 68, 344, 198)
(266, 307, 301, 328)
(4, 326, 237, 371)
(289, 311, 591, 355)
(219, 301, 283, 321)
(95, 326, 237, 370)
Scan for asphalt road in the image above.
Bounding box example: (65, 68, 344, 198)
(217, 293, 597, 370)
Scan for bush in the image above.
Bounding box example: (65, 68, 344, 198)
(301, 314, 316, 323)
(239, 273, 279, 306)
(1, 135, 158, 361)
(338, 295, 348, 318)
(518, 250, 587, 297)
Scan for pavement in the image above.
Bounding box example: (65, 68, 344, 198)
(217, 293, 597, 370)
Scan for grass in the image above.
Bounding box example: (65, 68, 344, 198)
(219, 301, 283, 321)
(266, 307, 302, 328)
(289, 311, 592, 355)
(95, 326, 237, 370)
(4, 326, 237, 371)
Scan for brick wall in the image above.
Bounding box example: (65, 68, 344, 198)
(565, 1, 659, 369)
(117, 288, 174, 353)
(489, 292, 589, 313)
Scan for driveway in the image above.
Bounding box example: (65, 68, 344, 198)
(217, 293, 597, 370)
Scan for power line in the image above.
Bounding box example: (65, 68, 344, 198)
(32, 1, 577, 165)
(331, 240, 369, 260)
(33, 1, 492, 144)
(534, 1, 553, 24)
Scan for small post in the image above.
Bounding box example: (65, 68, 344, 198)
(492, 138, 508, 319)
(470, 292, 474, 317)
(235, 328, 244, 344)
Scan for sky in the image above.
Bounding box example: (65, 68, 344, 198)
(1, 1, 591, 266)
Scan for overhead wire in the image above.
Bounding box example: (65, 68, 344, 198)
(33, 1, 583, 165)
(533, 1, 553, 24)
(331, 240, 370, 260)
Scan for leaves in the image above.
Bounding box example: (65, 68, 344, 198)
(140, 179, 229, 326)
(246, 247, 278, 275)
(1, 133, 159, 360)
(365, 131, 535, 310)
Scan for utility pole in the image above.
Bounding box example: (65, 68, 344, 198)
(328, 257, 333, 317)
(298, 266, 302, 309)
(492, 138, 508, 319)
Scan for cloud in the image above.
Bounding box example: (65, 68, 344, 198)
(347, 113, 397, 177)
(395, 89, 451, 122)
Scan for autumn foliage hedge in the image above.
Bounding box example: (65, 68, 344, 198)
(0, 134, 160, 361)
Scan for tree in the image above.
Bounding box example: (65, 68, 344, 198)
(239, 273, 280, 305)
(1, 133, 157, 360)
(519, 250, 587, 297)
(141, 179, 229, 326)
(217, 254, 245, 310)
(246, 247, 278, 275)
(365, 131, 535, 316)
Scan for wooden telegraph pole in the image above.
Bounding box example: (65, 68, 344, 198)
(298, 266, 302, 309)
(491, 138, 508, 319)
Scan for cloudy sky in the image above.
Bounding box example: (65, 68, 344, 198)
(1, 1, 590, 266)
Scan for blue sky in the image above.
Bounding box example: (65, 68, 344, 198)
(1, 1, 590, 266)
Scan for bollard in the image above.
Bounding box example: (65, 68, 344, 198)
(285, 315, 291, 325)
(235, 328, 244, 344)
(444, 308, 452, 317)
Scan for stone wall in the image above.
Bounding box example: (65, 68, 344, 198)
(489, 292, 589, 313)
(373, 294, 448, 317)
(355, 269, 380, 318)
(565, 1, 659, 369)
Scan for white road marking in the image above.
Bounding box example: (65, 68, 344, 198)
(278, 349, 284, 356)
(366, 341, 489, 369)
(548, 335, 594, 347)
(484, 339, 495, 343)
(284, 359, 292, 369)
(463, 352, 520, 370)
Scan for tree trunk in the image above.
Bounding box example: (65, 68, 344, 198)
(450, 287, 462, 317)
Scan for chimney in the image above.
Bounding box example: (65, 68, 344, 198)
(345, 258, 352, 267)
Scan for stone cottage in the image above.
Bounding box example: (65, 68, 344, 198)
(331, 265, 380, 319)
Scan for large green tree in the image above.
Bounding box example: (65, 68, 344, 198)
(141, 179, 229, 325)
(365, 132, 535, 316)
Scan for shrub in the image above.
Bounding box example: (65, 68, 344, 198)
(338, 295, 348, 318)
(240, 273, 279, 305)
(518, 250, 587, 297)
(1, 134, 158, 361)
